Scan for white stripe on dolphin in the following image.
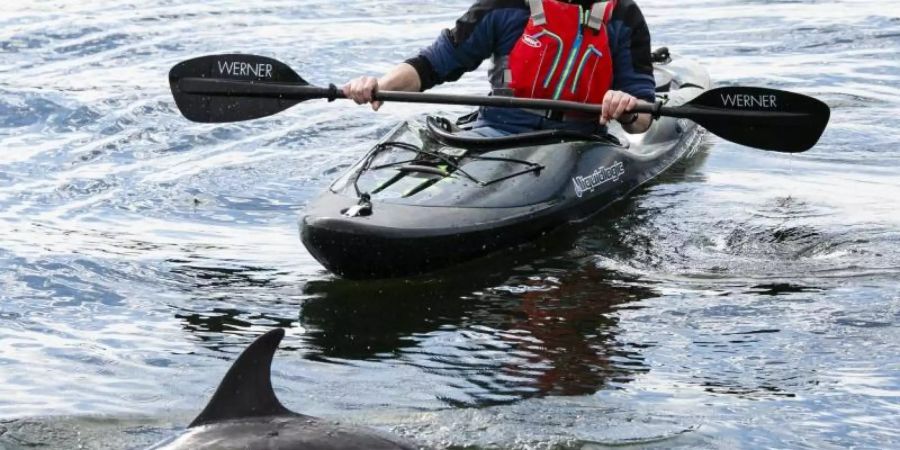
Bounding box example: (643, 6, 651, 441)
(148, 328, 421, 449)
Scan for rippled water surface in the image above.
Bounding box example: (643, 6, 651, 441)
(1, 0, 898, 448)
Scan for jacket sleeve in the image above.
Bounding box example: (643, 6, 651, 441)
(405, 1, 529, 91)
(608, 0, 656, 102)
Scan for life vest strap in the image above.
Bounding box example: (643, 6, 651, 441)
(492, 68, 514, 96)
(530, 1, 616, 30)
(527, 0, 547, 26)
(587, 1, 616, 30)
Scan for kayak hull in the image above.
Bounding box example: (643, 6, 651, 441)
(301, 55, 710, 279)
(302, 202, 557, 279)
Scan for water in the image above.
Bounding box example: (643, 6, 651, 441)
(0, 0, 898, 448)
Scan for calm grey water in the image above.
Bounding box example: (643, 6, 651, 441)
(1, 0, 898, 448)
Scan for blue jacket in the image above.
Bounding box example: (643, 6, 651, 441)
(405, 0, 656, 133)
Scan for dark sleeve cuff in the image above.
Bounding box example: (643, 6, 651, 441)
(404, 55, 440, 92)
(638, 90, 656, 103)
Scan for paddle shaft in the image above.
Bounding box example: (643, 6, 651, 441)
(178, 77, 809, 121)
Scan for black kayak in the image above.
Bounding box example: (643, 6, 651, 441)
(301, 54, 710, 279)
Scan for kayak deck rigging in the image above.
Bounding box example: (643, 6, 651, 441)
(349, 128, 548, 204)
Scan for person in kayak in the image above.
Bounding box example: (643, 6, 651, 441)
(343, 0, 655, 136)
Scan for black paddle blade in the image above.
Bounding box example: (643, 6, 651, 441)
(684, 86, 830, 153)
(169, 54, 307, 123)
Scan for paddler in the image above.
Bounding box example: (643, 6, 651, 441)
(343, 0, 655, 136)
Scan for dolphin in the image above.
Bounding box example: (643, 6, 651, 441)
(149, 328, 419, 449)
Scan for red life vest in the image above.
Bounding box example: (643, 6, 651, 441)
(507, 0, 617, 104)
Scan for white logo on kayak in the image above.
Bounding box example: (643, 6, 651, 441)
(572, 161, 625, 198)
(217, 60, 273, 79)
(720, 93, 777, 109)
(522, 34, 542, 48)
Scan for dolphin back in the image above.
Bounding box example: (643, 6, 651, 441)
(189, 328, 296, 427)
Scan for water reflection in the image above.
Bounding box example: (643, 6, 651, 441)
(502, 266, 652, 397)
(175, 306, 296, 338)
(748, 283, 823, 296)
(300, 281, 468, 360)
(167, 262, 302, 346)
(162, 207, 660, 406)
(302, 248, 656, 406)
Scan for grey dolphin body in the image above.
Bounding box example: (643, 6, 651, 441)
(149, 328, 419, 450)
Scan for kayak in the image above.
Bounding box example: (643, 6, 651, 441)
(301, 51, 710, 279)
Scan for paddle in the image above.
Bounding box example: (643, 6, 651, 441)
(169, 54, 830, 153)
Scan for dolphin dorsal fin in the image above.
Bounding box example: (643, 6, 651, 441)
(189, 328, 296, 427)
